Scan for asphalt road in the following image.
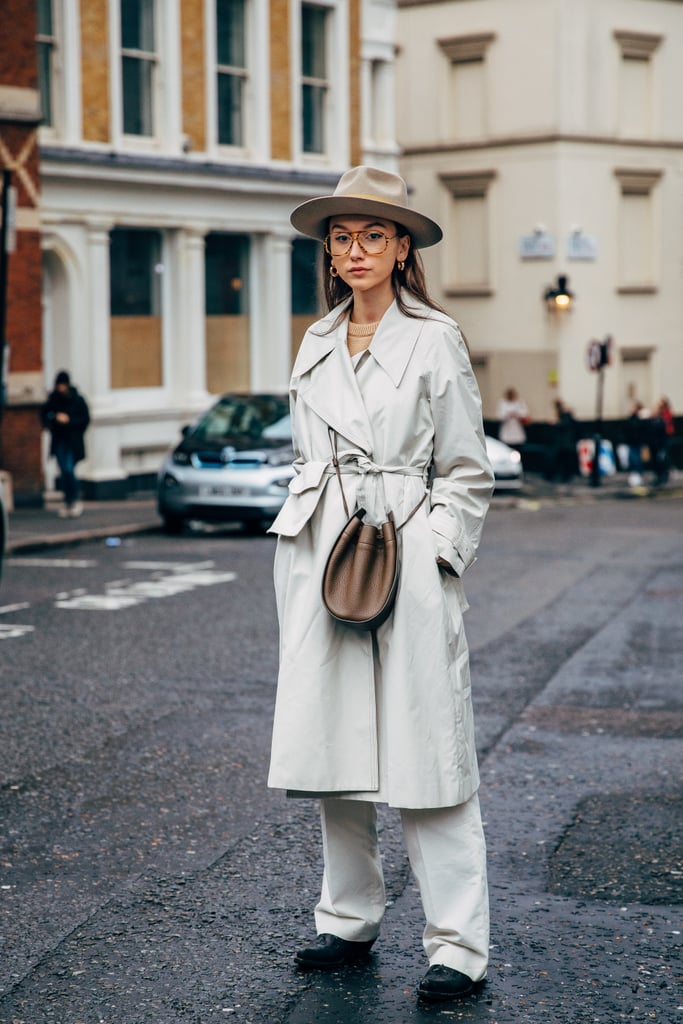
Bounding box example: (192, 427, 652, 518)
(0, 498, 681, 1023)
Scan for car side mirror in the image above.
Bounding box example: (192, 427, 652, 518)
(181, 425, 191, 438)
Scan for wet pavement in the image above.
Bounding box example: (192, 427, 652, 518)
(0, 487, 681, 1023)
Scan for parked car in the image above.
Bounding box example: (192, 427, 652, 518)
(486, 435, 524, 491)
(157, 393, 523, 534)
(157, 393, 295, 533)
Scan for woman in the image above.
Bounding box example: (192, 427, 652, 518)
(496, 387, 529, 448)
(268, 166, 494, 1002)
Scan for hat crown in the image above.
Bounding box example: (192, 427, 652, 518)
(332, 166, 408, 210)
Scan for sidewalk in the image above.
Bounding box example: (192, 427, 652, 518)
(6, 494, 161, 554)
(5, 470, 682, 555)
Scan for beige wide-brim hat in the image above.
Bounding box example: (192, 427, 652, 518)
(290, 165, 443, 249)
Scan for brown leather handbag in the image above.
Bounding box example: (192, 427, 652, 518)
(321, 431, 426, 631)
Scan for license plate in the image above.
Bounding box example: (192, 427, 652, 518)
(199, 484, 248, 498)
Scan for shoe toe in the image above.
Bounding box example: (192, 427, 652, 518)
(417, 964, 474, 1001)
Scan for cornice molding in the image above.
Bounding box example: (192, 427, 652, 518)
(440, 169, 496, 197)
(614, 29, 662, 59)
(614, 168, 663, 194)
(437, 32, 496, 63)
(402, 132, 683, 155)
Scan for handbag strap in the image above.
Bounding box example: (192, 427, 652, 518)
(328, 428, 427, 531)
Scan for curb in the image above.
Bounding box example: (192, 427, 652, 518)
(6, 520, 160, 556)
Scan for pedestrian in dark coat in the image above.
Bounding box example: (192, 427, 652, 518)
(41, 370, 90, 517)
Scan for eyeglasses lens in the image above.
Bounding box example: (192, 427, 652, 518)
(326, 231, 391, 256)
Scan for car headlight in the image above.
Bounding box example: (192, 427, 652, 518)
(172, 450, 191, 466)
(273, 477, 292, 488)
(509, 450, 522, 464)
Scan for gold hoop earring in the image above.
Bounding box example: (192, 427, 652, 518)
(330, 265, 338, 278)
(397, 260, 405, 272)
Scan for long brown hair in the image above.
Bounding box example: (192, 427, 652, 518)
(319, 222, 445, 329)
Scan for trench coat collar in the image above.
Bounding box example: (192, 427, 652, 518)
(292, 295, 431, 452)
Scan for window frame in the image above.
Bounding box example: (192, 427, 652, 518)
(293, 0, 349, 165)
(214, 0, 249, 149)
(119, 0, 159, 139)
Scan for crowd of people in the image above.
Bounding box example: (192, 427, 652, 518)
(495, 389, 676, 487)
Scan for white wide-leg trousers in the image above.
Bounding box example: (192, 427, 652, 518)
(314, 793, 489, 981)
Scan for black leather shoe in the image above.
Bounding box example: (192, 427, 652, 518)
(416, 964, 475, 1001)
(295, 933, 376, 969)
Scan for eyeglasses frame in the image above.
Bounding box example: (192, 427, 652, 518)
(323, 230, 398, 257)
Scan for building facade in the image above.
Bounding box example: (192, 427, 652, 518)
(0, 1, 44, 504)
(397, 0, 683, 423)
(32, 0, 397, 499)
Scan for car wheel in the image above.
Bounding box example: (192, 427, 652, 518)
(162, 513, 185, 535)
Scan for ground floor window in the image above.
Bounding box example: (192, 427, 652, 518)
(290, 237, 320, 364)
(205, 232, 250, 393)
(110, 227, 163, 388)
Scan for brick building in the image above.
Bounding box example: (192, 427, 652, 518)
(36, 0, 398, 498)
(0, 1, 43, 504)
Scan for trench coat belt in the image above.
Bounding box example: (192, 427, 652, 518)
(272, 456, 429, 537)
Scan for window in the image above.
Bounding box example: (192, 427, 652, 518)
(301, 4, 328, 154)
(614, 169, 662, 293)
(205, 233, 251, 392)
(291, 237, 320, 363)
(110, 228, 163, 388)
(215, 0, 247, 146)
(121, 0, 157, 136)
(440, 171, 496, 295)
(36, 0, 56, 126)
(438, 33, 494, 141)
(614, 31, 661, 139)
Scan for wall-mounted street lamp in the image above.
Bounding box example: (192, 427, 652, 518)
(544, 273, 574, 311)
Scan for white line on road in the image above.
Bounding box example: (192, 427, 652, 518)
(122, 560, 215, 573)
(55, 568, 237, 610)
(7, 557, 97, 569)
(0, 603, 30, 615)
(0, 624, 35, 640)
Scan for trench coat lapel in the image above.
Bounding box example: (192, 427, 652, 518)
(367, 300, 427, 388)
(294, 310, 374, 453)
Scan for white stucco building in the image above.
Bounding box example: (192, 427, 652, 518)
(397, 0, 683, 423)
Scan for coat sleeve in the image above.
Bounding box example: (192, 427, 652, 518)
(427, 323, 494, 577)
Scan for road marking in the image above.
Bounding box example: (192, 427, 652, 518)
(55, 568, 237, 610)
(0, 602, 30, 615)
(6, 557, 98, 568)
(0, 624, 34, 640)
(123, 560, 215, 573)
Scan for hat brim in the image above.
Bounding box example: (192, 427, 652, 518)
(290, 195, 443, 249)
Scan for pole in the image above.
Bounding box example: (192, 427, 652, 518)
(0, 168, 12, 465)
(590, 364, 605, 488)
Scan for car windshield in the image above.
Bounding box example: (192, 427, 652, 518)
(190, 396, 291, 443)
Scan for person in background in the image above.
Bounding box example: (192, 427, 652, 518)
(623, 401, 648, 487)
(41, 370, 90, 518)
(547, 399, 578, 482)
(649, 398, 674, 486)
(496, 387, 529, 449)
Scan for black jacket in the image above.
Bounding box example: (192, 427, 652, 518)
(41, 386, 90, 463)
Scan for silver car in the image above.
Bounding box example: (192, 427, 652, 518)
(157, 394, 295, 533)
(485, 435, 524, 490)
(157, 393, 523, 534)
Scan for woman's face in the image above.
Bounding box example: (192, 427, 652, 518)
(327, 216, 410, 302)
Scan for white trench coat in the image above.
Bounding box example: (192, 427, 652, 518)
(268, 297, 494, 809)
